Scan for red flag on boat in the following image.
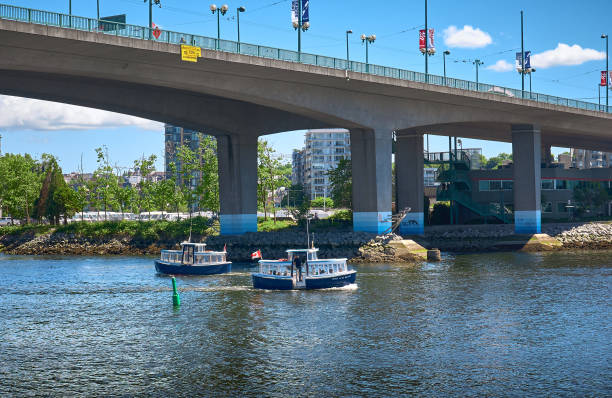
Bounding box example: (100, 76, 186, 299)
(223, 244, 227, 252)
(251, 250, 262, 260)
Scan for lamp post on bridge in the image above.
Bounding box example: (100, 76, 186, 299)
(292, 0, 310, 62)
(236, 6, 245, 52)
(361, 34, 376, 73)
(529, 68, 536, 99)
(97, 0, 100, 21)
(602, 34, 609, 111)
(443, 50, 450, 85)
(145, 0, 161, 39)
(210, 4, 229, 49)
(346, 30, 353, 70)
(473, 59, 483, 89)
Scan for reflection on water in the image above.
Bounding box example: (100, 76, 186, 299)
(1, 251, 610, 396)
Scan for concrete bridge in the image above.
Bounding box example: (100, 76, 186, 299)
(1, 4, 611, 235)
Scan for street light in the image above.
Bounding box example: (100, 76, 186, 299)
(529, 68, 536, 99)
(603, 34, 609, 111)
(236, 6, 245, 52)
(346, 30, 353, 70)
(473, 59, 484, 89)
(292, 0, 310, 62)
(210, 4, 229, 49)
(443, 50, 450, 85)
(361, 34, 376, 73)
(145, 0, 162, 39)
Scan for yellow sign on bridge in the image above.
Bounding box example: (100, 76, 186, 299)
(180, 45, 201, 63)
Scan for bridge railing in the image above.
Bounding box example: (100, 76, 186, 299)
(1, 2, 611, 114)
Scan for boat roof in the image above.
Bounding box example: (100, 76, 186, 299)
(181, 242, 206, 247)
(286, 248, 318, 253)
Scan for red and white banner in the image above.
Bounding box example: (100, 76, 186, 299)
(609, 71, 612, 88)
(152, 22, 162, 39)
(251, 250, 262, 260)
(601, 71, 608, 87)
(419, 29, 435, 53)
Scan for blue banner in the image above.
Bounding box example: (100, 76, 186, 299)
(291, 0, 298, 24)
(302, 0, 309, 23)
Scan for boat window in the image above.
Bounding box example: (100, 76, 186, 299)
(287, 253, 293, 262)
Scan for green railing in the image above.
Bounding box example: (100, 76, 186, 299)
(1, 2, 611, 114)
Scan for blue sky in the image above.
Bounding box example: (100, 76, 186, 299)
(1, 0, 610, 171)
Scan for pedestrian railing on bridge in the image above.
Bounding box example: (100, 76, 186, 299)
(1, 2, 610, 114)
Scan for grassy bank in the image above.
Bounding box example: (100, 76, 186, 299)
(0, 217, 218, 242)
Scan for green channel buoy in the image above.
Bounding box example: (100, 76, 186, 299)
(171, 277, 181, 307)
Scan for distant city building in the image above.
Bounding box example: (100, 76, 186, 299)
(297, 128, 351, 200)
(291, 149, 305, 187)
(557, 153, 572, 169)
(571, 149, 612, 169)
(424, 168, 438, 187)
(164, 124, 210, 190)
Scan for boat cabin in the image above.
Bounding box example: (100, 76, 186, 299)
(159, 242, 227, 265)
(286, 248, 318, 262)
(257, 248, 348, 277)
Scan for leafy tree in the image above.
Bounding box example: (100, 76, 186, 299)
(93, 147, 119, 220)
(0, 153, 40, 223)
(133, 154, 157, 217)
(196, 135, 220, 213)
(34, 154, 73, 224)
(430, 202, 451, 225)
(310, 196, 334, 209)
(281, 184, 307, 207)
(257, 140, 289, 222)
(328, 158, 352, 208)
(573, 182, 609, 215)
(175, 145, 200, 219)
(484, 153, 512, 170)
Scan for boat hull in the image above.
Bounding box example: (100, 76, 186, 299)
(252, 274, 294, 290)
(252, 271, 357, 290)
(154, 260, 231, 276)
(305, 271, 357, 289)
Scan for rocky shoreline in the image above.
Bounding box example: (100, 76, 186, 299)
(0, 222, 610, 261)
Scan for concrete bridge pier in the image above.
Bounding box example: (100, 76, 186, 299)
(512, 124, 542, 234)
(395, 132, 425, 235)
(350, 128, 393, 234)
(217, 134, 258, 235)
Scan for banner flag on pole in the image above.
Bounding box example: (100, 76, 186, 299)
(428, 28, 435, 52)
(609, 71, 612, 89)
(419, 29, 426, 52)
(291, 0, 298, 25)
(301, 0, 309, 23)
(515, 51, 531, 72)
(602, 71, 608, 87)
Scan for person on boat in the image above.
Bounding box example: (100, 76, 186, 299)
(295, 256, 302, 281)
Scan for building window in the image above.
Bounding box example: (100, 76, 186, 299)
(479, 180, 490, 191)
(542, 180, 554, 190)
(555, 180, 568, 190)
(543, 202, 553, 213)
(490, 180, 502, 191)
(502, 181, 513, 190)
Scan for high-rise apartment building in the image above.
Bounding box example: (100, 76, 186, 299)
(293, 128, 351, 200)
(164, 124, 202, 179)
(572, 149, 612, 169)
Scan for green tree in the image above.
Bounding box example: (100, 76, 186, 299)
(34, 154, 73, 224)
(0, 153, 40, 223)
(484, 153, 512, 170)
(281, 184, 306, 207)
(327, 158, 352, 208)
(573, 182, 609, 216)
(175, 145, 200, 219)
(196, 135, 220, 213)
(257, 140, 289, 222)
(93, 147, 119, 220)
(310, 196, 334, 209)
(133, 154, 157, 217)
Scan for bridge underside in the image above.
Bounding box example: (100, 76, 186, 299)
(1, 19, 611, 234)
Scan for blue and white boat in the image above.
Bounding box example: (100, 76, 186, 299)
(252, 248, 356, 290)
(155, 242, 231, 275)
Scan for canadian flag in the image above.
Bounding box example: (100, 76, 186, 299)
(152, 22, 162, 39)
(223, 244, 227, 252)
(251, 250, 262, 260)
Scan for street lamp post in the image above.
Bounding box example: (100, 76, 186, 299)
(97, 0, 100, 21)
(529, 68, 536, 99)
(346, 30, 353, 70)
(292, 0, 310, 62)
(146, 0, 161, 39)
(520, 10, 525, 99)
(210, 4, 229, 49)
(236, 6, 245, 52)
(473, 59, 483, 89)
(599, 84, 602, 108)
(361, 34, 376, 73)
(602, 34, 609, 111)
(443, 50, 450, 85)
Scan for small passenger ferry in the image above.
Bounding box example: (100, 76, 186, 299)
(252, 248, 356, 290)
(155, 242, 231, 275)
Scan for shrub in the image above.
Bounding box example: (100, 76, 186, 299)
(310, 197, 334, 209)
(430, 202, 450, 225)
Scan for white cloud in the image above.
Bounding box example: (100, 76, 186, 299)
(0, 95, 162, 132)
(443, 25, 492, 49)
(486, 59, 514, 72)
(531, 43, 605, 69)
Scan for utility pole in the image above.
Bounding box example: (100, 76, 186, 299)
(474, 59, 483, 89)
(424, 0, 428, 83)
(602, 34, 609, 111)
(521, 10, 525, 99)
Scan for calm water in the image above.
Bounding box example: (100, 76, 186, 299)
(1, 251, 611, 397)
